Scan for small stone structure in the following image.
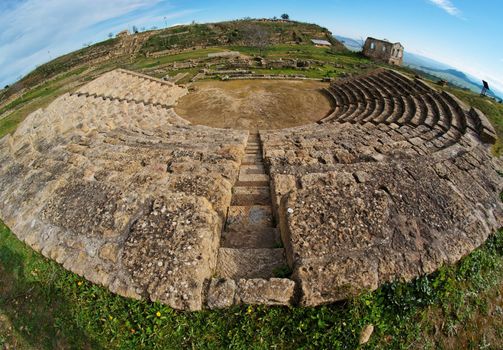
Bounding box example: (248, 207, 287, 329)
(0, 68, 501, 310)
(311, 39, 332, 47)
(363, 37, 404, 66)
(208, 51, 242, 58)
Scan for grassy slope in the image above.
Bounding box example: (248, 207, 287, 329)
(444, 87, 503, 155)
(0, 67, 89, 137)
(138, 20, 343, 56)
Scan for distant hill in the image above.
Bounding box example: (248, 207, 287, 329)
(404, 53, 502, 100)
(336, 35, 503, 100)
(402, 52, 451, 71)
(334, 35, 363, 52)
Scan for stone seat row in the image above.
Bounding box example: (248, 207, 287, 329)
(326, 91, 469, 135)
(6, 94, 191, 154)
(0, 85, 252, 310)
(326, 69, 429, 107)
(76, 69, 187, 107)
(255, 71, 502, 307)
(323, 76, 469, 137)
(260, 120, 479, 173)
(262, 146, 502, 306)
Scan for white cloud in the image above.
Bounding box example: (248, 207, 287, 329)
(427, 0, 462, 17)
(0, 0, 195, 86)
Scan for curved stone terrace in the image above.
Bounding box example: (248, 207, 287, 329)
(0, 68, 501, 310)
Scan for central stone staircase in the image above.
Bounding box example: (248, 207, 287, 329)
(216, 133, 287, 279)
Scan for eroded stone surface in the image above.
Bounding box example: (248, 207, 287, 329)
(122, 195, 220, 310)
(262, 69, 503, 306)
(236, 278, 295, 305)
(0, 68, 501, 310)
(206, 278, 237, 309)
(0, 69, 247, 310)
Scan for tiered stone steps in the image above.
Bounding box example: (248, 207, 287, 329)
(217, 133, 286, 279)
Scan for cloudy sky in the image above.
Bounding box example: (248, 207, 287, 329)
(1, 0, 502, 94)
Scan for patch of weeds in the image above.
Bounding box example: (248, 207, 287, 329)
(273, 265, 292, 278)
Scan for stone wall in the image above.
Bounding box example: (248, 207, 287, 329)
(363, 38, 403, 66)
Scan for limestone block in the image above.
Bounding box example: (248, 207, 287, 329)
(206, 278, 237, 309)
(236, 278, 295, 305)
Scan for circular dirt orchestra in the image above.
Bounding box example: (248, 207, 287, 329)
(175, 79, 333, 130)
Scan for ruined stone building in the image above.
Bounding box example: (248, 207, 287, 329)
(363, 37, 404, 66)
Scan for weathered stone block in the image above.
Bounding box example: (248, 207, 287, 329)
(206, 278, 236, 309)
(236, 278, 295, 305)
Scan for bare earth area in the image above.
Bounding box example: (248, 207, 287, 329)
(175, 80, 333, 130)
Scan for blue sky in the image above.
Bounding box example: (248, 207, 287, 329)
(1, 0, 502, 93)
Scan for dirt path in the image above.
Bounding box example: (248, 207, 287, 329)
(175, 79, 333, 130)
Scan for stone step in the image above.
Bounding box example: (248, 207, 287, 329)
(242, 155, 262, 165)
(241, 160, 263, 166)
(241, 164, 265, 174)
(238, 171, 269, 183)
(221, 227, 280, 248)
(216, 248, 286, 279)
(245, 149, 261, 155)
(235, 180, 270, 187)
(247, 134, 260, 142)
(231, 186, 271, 206)
(225, 205, 274, 230)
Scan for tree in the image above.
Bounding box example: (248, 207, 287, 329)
(132, 25, 139, 34)
(108, 32, 114, 39)
(281, 13, 289, 20)
(242, 24, 271, 56)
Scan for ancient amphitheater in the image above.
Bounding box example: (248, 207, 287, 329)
(0, 68, 501, 310)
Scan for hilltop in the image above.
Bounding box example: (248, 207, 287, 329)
(0, 19, 345, 105)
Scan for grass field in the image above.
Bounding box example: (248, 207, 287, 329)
(0, 41, 502, 349)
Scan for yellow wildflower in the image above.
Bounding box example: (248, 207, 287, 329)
(77, 281, 83, 286)
(156, 311, 161, 317)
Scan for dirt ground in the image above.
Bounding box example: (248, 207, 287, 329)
(175, 79, 334, 130)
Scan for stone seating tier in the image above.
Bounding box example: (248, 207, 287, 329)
(0, 68, 500, 310)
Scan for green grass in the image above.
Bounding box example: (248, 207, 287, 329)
(0, 67, 79, 116)
(443, 86, 503, 155)
(229, 44, 365, 62)
(1, 220, 502, 349)
(0, 66, 89, 138)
